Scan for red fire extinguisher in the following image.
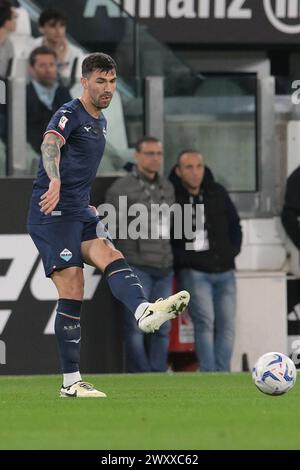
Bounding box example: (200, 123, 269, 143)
(169, 308, 195, 353)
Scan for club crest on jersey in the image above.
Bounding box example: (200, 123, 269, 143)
(58, 116, 68, 130)
(60, 248, 72, 262)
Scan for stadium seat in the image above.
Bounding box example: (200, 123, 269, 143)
(10, 7, 33, 59)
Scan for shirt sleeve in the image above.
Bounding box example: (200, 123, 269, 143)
(44, 106, 78, 145)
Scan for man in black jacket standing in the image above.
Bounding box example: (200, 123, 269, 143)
(171, 150, 242, 371)
(27, 46, 71, 155)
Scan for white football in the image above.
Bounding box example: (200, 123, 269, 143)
(252, 352, 297, 395)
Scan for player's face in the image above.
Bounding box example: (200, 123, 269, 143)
(40, 20, 66, 43)
(83, 69, 117, 110)
(136, 141, 163, 177)
(176, 153, 205, 191)
(30, 53, 57, 87)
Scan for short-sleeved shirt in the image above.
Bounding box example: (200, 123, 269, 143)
(28, 98, 107, 224)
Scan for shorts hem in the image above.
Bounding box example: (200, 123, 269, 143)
(46, 263, 84, 278)
(81, 233, 99, 243)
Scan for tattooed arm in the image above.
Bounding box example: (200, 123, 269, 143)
(39, 132, 64, 215)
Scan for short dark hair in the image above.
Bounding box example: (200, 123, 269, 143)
(177, 149, 202, 166)
(29, 46, 57, 67)
(39, 7, 67, 27)
(0, 0, 14, 29)
(82, 53, 117, 77)
(135, 136, 160, 152)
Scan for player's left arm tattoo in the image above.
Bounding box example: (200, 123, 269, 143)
(41, 133, 64, 180)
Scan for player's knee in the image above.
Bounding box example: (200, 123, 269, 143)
(111, 249, 123, 261)
(65, 283, 84, 300)
(98, 240, 123, 264)
(104, 249, 123, 267)
(59, 280, 84, 299)
(56, 268, 84, 300)
(69, 276, 84, 299)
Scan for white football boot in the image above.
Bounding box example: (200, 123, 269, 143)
(138, 290, 190, 334)
(60, 381, 107, 398)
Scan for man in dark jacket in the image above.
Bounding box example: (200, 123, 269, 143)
(281, 167, 300, 250)
(106, 137, 175, 373)
(27, 46, 71, 155)
(171, 150, 242, 371)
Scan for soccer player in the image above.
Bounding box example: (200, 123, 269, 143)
(27, 53, 190, 398)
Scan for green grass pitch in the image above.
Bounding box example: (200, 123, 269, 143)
(0, 372, 299, 450)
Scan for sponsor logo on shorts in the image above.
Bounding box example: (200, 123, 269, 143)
(60, 248, 73, 262)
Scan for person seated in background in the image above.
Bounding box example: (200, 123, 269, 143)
(105, 137, 175, 373)
(30, 7, 85, 86)
(27, 46, 71, 155)
(0, 0, 17, 78)
(170, 150, 242, 372)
